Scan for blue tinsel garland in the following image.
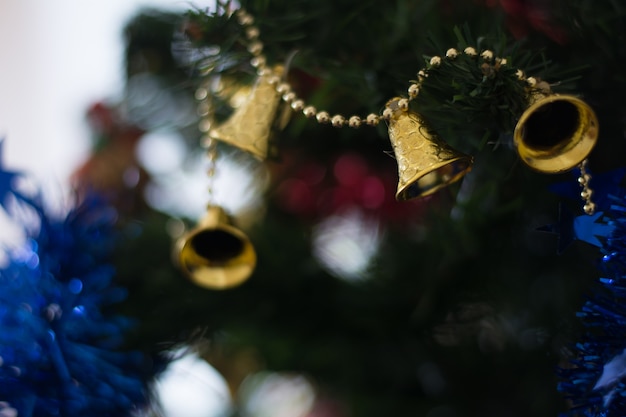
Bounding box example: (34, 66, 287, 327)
(557, 169, 626, 416)
(0, 147, 150, 416)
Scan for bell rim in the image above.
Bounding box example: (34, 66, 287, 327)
(395, 155, 473, 200)
(175, 206, 257, 290)
(513, 94, 599, 173)
(179, 233, 257, 290)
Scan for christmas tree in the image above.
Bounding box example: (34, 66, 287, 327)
(3, 0, 626, 416)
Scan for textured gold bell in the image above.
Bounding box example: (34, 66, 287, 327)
(213, 76, 253, 109)
(386, 98, 473, 200)
(209, 67, 287, 160)
(175, 205, 256, 290)
(513, 94, 599, 173)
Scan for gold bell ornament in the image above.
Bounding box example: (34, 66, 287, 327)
(175, 205, 257, 290)
(386, 98, 473, 200)
(173, 72, 261, 289)
(513, 93, 599, 174)
(514, 89, 599, 215)
(209, 66, 289, 160)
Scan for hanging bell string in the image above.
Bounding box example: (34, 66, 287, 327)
(231, 8, 511, 130)
(212, 8, 598, 212)
(172, 74, 258, 290)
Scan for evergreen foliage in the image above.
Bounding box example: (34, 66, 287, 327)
(82, 0, 626, 415)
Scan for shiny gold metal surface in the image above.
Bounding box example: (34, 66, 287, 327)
(209, 68, 286, 160)
(386, 98, 473, 200)
(176, 205, 256, 290)
(513, 94, 599, 173)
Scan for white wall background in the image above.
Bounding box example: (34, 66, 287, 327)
(0, 0, 212, 190)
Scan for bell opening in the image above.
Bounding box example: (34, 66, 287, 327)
(398, 158, 471, 200)
(190, 230, 245, 263)
(521, 100, 579, 150)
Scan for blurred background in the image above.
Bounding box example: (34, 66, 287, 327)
(0, 0, 211, 191)
(1, 1, 625, 417)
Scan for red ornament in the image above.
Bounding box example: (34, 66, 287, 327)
(72, 102, 149, 215)
(481, 0, 568, 44)
(272, 151, 430, 225)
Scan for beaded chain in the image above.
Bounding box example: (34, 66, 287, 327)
(578, 159, 596, 215)
(195, 7, 596, 214)
(232, 8, 530, 128)
(195, 79, 219, 205)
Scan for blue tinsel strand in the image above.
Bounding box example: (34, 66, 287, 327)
(558, 192, 626, 416)
(0, 161, 150, 415)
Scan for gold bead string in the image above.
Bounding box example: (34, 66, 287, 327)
(233, 8, 526, 129)
(229, 8, 596, 214)
(578, 159, 596, 215)
(195, 78, 219, 205)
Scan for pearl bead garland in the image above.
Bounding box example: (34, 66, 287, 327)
(226, 8, 529, 130)
(195, 6, 595, 215)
